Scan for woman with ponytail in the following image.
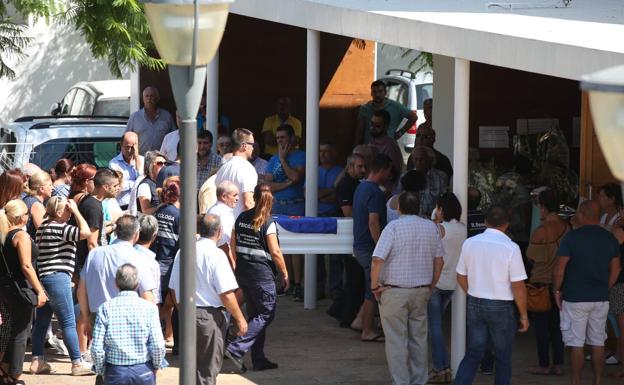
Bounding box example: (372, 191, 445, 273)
(23, 171, 53, 239)
(0, 199, 47, 383)
(225, 184, 289, 372)
(30, 196, 92, 375)
(51, 158, 73, 198)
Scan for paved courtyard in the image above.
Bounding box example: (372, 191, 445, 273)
(21, 297, 624, 384)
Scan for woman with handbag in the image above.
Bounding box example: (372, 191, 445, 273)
(0, 199, 47, 384)
(526, 188, 569, 376)
(30, 196, 92, 376)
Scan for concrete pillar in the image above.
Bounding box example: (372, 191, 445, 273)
(432, 54, 456, 165)
(450, 58, 470, 375)
(304, 29, 320, 310)
(130, 66, 140, 114)
(206, 53, 219, 151)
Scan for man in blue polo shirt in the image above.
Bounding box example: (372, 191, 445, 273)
(262, 124, 306, 301)
(553, 200, 621, 385)
(351, 154, 393, 342)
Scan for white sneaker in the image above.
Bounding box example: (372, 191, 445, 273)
(81, 351, 93, 363)
(49, 335, 69, 356)
(606, 355, 620, 365)
(71, 361, 94, 376)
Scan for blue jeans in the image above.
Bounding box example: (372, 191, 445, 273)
(427, 288, 454, 371)
(32, 272, 81, 361)
(353, 250, 373, 300)
(104, 362, 155, 385)
(454, 296, 517, 385)
(226, 279, 276, 367)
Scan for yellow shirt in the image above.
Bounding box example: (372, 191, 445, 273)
(261, 114, 303, 155)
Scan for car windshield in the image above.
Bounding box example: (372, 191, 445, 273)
(93, 99, 130, 117)
(416, 83, 433, 110)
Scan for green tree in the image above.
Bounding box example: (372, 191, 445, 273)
(0, 17, 32, 79)
(0, 0, 164, 79)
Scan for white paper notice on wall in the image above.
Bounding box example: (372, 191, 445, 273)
(479, 126, 509, 148)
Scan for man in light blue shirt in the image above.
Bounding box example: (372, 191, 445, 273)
(91, 264, 166, 385)
(78, 215, 158, 326)
(126, 86, 176, 154)
(109, 132, 144, 209)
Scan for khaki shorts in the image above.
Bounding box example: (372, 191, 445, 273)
(560, 300, 609, 347)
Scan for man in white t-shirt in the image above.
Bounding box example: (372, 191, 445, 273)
(215, 129, 257, 218)
(454, 206, 529, 385)
(207, 180, 239, 268)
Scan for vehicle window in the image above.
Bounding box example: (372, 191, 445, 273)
(79, 94, 96, 115)
(386, 81, 408, 107)
(416, 83, 433, 110)
(93, 99, 130, 117)
(60, 89, 77, 115)
(70, 89, 87, 115)
(29, 137, 121, 171)
(0, 128, 17, 172)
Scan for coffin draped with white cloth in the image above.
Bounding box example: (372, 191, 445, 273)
(273, 215, 353, 255)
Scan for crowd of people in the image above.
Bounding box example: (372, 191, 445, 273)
(0, 80, 622, 385)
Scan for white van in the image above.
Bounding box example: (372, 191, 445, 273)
(51, 80, 131, 118)
(0, 116, 127, 172)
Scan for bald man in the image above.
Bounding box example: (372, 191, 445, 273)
(207, 181, 240, 267)
(553, 200, 621, 385)
(126, 86, 176, 154)
(109, 132, 144, 209)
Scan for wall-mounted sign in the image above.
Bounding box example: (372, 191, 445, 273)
(479, 126, 509, 148)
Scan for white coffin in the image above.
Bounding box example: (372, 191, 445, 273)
(276, 218, 353, 255)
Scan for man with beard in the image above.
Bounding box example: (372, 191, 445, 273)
(368, 110, 404, 176)
(356, 80, 417, 145)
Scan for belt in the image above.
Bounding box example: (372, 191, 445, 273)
(386, 284, 430, 289)
(197, 306, 226, 311)
(275, 198, 304, 205)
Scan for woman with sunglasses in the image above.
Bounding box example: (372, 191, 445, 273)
(29, 196, 92, 376)
(0, 199, 47, 384)
(128, 151, 167, 216)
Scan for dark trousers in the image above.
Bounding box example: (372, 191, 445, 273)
(327, 256, 365, 327)
(226, 279, 276, 367)
(196, 307, 227, 385)
(532, 305, 564, 367)
(104, 362, 155, 385)
(2, 301, 32, 377)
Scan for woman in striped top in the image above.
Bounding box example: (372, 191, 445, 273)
(30, 196, 92, 376)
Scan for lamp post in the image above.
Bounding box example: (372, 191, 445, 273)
(141, 1, 232, 384)
(581, 65, 624, 201)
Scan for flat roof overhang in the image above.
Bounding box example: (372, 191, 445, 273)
(231, 0, 624, 80)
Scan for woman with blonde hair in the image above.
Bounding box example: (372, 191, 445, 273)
(30, 196, 92, 376)
(23, 171, 53, 239)
(225, 184, 289, 372)
(0, 199, 47, 383)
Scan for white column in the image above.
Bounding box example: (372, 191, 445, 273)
(206, 53, 219, 151)
(130, 66, 140, 113)
(451, 58, 470, 375)
(304, 29, 320, 309)
(431, 54, 455, 165)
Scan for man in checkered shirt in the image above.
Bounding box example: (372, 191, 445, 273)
(91, 264, 167, 385)
(370, 190, 444, 385)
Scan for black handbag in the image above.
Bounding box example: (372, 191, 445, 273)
(0, 247, 37, 307)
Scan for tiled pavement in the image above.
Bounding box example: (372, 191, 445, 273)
(21, 297, 624, 384)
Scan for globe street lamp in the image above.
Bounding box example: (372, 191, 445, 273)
(581, 65, 624, 202)
(141, 1, 232, 384)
